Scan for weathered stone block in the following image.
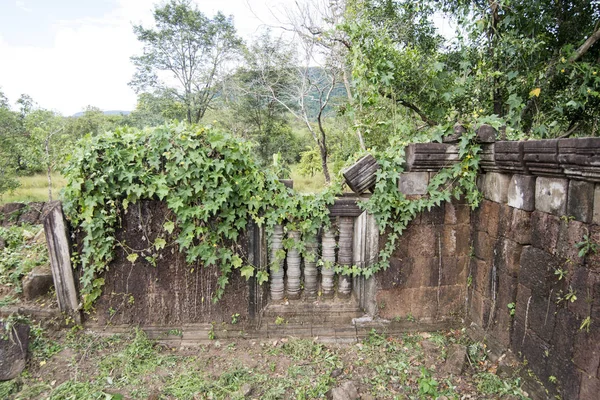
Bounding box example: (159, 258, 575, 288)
(22, 265, 54, 300)
(535, 177, 568, 216)
(404, 143, 460, 172)
(593, 185, 600, 225)
(407, 225, 437, 258)
(419, 204, 445, 225)
(486, 273, 518, 347)
(580, 375, 600, 400)
(441, 344, 468, 375)
(556, 220, 586, 264)
(455, 203, 471, 225)
(573, 328, 600, 376)
(442, 226, 456, 256)
(473, 231, 493, 261)
(437, 285, 464, 317)
(524, 139, 563, 177)
(471, 257, 491, 294)
(511, 321, 551, 382)
(507, 175, 536, 211)
(475, 200, 500, 237)
(531, 211, 561, 254)
(519, 246, 559, 297)
(398, 172, 429, 195)
(551, 308, 577, 361)
(495, 141, 527, 174)
(567, 180, 594, 223)
(476, 124, 497, 143)
(455, 225, 471, 257)
(469, 290, 492, 328)
(494, 239, 523, 277)
(507, 208, 532, 245)
(497, 204, 513, 238)
(0, 322, 29, 381)
(482, 172, 511, 204)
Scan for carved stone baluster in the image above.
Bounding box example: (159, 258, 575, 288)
(286, 230, 302, 300)
(337, 216, 354, 298)
(321, 225, 337, 299)
(269, 224, 285, 301)
(303, 235, 319, 300)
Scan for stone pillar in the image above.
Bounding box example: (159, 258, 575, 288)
(321, 225, 337, 299)
(337, 216, 354, 298)
(285, 230, 302, 300)
(269, 224, 285, 301)
(43, 201, 80, 323)
(303, 235, 319, 300)
(353, 211, 379, 316)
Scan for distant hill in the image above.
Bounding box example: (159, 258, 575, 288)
(72, 110, 131, 117)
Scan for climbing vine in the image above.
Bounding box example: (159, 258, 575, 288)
(63, 123, 337, 311)
(347, 116, 503, 279)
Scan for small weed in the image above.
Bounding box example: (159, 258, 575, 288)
(507, 302, 516, 316)
(275, 316, 286, 325)
(167, 329, 183, 337)
(208, 323, 215, 340)
(554, 266, 567, 281)
(418, 367, 439, 397)
(576, 231, 598, 257)
(406, 313, 416, 322)
(0, 295, 18, 307)
(231, 313, 240, 325)
(580, 316, 591, 332)
(549, 375, 558, 384)
(108, 307, 116, 317)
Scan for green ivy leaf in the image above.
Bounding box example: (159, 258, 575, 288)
(126, 253, 139, 264)
(240, 265, 254, 280)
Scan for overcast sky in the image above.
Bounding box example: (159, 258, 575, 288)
(0, 0, 453, 116)
(0, 0, 299, 115)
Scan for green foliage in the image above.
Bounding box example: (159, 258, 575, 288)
(507, 302, 516, 316)
(357, 117, 485, 278)
(0, 224, 48, 293)
(576, 231, 598, 257)
(130, 0, 242, 124)
(474, 372, 528, 399)
(63, 122, 339, 311)
(297, 146, 323, 177)
(418, 367, 439, 397)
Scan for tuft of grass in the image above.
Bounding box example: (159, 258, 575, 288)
(289, 164, 326, 193)
(0, 173, 66, 204)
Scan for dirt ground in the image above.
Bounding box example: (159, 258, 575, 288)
(0, 325, 533, 400)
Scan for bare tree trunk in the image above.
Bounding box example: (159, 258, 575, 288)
(342, 68, 366, 150)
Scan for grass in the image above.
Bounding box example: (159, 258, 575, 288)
(0, 326, 531, 400)
(0, 173, 66, 204)
(289, 164, 327, 193)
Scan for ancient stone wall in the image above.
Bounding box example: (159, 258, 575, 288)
(375, 198, 471, 322)
(79, 200, 268, 327)
(399, 133, 600, 399)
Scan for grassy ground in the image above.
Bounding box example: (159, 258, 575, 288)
(0, 325, 531, 400)
(0, 174, 66, 204)
(289, 165, 327, 193)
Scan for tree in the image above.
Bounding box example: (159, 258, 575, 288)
(0, 90, 22, 196)
(23, 109, 66, 200)
(130, 0, 243, 124)
(220, 31, 306, 167)
(344, 0, 600, 139)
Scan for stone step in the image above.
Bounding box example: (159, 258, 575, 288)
(87, 318, 461, 347)
(263, 299, 363, 324)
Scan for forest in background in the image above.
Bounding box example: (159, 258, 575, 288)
(1, 0, 599, 201)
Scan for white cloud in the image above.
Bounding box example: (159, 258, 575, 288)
(15, 0, 32, 13)
(0, 0, 153, 115)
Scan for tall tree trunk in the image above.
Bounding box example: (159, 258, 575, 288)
(317, 112, 331, 184)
